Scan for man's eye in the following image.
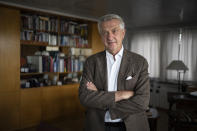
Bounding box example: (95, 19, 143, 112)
(102, 31, 108, 36)
(112, 29, 118, 34)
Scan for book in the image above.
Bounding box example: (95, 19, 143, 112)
(27, 55, 43, 73)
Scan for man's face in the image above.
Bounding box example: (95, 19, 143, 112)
(100, 19, 125, 55)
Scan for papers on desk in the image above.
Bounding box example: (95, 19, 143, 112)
(146, 108, 159, 118)
(190, 91, 197, 97)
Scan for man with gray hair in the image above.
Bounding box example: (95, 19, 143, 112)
(79, 14, 150, 131)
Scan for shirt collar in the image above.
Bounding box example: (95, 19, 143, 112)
(106, 46, 124, 60)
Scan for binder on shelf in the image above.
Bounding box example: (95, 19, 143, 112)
(27, 55, 43, 73)
(49, 34, 57, 45)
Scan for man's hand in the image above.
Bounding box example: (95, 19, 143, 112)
(86, 82, 98, 91)
(115, 91, 134, 102)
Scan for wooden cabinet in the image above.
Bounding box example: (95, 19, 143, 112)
(150, 80, 178, 109)
(90, 23, 104, 54)
(0, 6, 20, 92)
(20, 10, 92, 89)
(20, 88, 42, 128)
(0, 91, 20, 130)
(0, 5, 103, 130)
(42, 86, 65, 120)
(0, 6, 20, 130)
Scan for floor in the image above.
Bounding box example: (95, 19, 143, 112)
(17, 109, 168, 131)
(157, 109, 168, 131)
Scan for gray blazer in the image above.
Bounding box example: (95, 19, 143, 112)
(79, 49, 150, 131)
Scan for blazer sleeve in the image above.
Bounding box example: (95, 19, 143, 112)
(78, 58, 116, 110)
(109, 59, 150, 120)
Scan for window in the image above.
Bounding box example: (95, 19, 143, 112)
(128, 29, 197, 82)
(129, 31, 160, 78)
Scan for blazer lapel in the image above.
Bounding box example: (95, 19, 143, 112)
(97, 51, 108, 91)
(117, 49, 131, 90)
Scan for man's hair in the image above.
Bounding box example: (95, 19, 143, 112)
(97, 14, 125, 34)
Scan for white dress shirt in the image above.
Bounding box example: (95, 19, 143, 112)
(104, 46, 124, 122)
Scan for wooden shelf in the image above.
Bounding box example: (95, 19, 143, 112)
(59, 32, 84, 37)
(21, 72, 43, 76)
(59, 32, 76, 36)
(21, 83, 80, 89)
(0, 6, 103, 130)
(59, 45, 91, 49)
(36, 30, 58, 34)
(21, 40, 49, 46)
(59, 71, 82, 75)
(21, 28, 34, 31)
(19, 10, 90, 90)
(20, 72, 59, 76)
(21, 40, 90, 48)
(20, 72, 82, 76)
(21, 28, 58, 34)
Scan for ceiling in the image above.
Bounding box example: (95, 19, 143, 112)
(1, 0, 197, 30)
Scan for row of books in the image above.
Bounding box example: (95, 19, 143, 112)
(21, 30, 89, 47)
(21, 30, 57, 45)
(20, 73, 80, 88)
(60, 21, 88, 36)
(69, 48, 92, 56)
(21, 14, 88, 37)
(60, 35, 88, 47)
(25, 55, 86, 73)
(20, 74, 59, 88)
(21, 14, 58, 32)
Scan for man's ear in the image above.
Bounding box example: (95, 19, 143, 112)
(122, 29, 126, 38)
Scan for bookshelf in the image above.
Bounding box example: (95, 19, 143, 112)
(20, 10, 92, 88)
(0, 5, 104, 130)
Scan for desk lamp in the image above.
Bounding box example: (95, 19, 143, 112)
(166, 60, 188, 92)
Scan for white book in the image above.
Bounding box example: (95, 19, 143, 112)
(59, 59, 64, 73)
(37, 56, 43, 73)
(27, 56, 43, 73)
(52, 35, 57, 45)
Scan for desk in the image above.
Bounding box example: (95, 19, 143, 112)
(167, 92, 197, 131)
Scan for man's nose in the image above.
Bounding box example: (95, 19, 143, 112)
(107, 32, 114, 40)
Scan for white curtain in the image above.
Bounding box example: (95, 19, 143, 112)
(180, 29, 197, 81)
(161, 29, 197, 81)
(160, 30, 180, 81)
(128, 29, 197, 82)
(130, 31, 160, 78)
